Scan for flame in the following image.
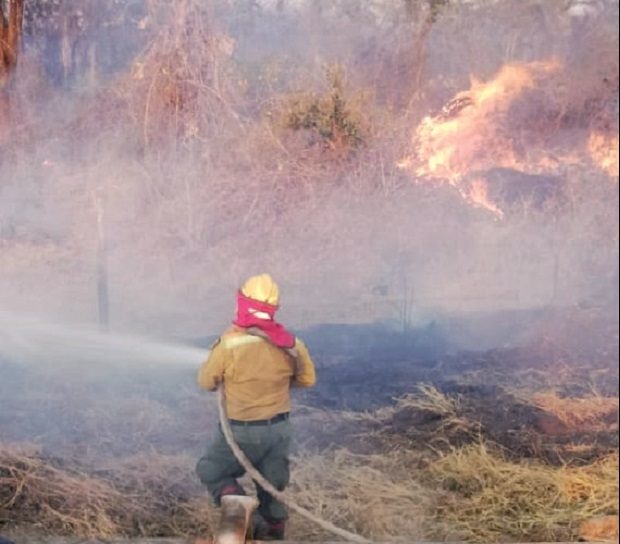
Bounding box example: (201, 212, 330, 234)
(462, 178, 504, 219)
(588, 131, 619, 178)
(410, 60, 562, 183)
(400, 58, 619, 215)
(399, 60, 577, 216)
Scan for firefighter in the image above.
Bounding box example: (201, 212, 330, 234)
(196, 273, 316, 541)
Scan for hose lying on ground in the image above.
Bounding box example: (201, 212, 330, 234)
(217, 387, 370, 543)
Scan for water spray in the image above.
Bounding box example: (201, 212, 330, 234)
(0, 311, 206, 371)
(0, 311, 368, 542)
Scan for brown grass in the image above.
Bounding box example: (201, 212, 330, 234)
(2, 391, 619, 542)
(287, 448, 434, 542)
(531, 392, 619, 431)
(427, 442, 619, 542)
(395, 383, 460, 416)
(579, 515, 619, 542)
(0, 444, 129, 536)
(394, 383, 479, 438)
(0, 444, 215, 538)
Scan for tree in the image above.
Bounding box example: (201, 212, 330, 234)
(0, 0, 24, 88)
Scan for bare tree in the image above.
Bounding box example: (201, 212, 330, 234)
(0, 0, 24, 88)
(403, 0, 450, 104)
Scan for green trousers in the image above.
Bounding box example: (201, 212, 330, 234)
(196, 419, 291, 522)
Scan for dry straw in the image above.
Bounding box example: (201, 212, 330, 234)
(531, 392, 619, 431)
(427, 442, 619, 541)
(0, 445, 215, 538)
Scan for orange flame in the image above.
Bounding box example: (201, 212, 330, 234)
(462, 178, 504, 219)
(588, 131, 619, 178)
(408, 59, 562, 183)
(400, 58, 619, 215)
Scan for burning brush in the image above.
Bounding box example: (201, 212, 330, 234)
(400, 59, 619, 217)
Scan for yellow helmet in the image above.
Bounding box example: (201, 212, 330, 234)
(241, 273, 280, 306)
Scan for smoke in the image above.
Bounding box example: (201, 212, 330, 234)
(0, 311, 207, 372)
(0, 4, 618, 510)
(0, 0, 618, 346)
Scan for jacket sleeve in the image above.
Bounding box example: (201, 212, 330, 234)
(291, 338, 316, 388)
(197, 340, 226, 391)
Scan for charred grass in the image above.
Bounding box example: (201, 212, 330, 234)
(1, 0, 619, 540)
(1, 342, 618, 542)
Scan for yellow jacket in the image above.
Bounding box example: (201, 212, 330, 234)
(197, 326, 316, 421)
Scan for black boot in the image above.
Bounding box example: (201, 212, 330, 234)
(251, 512, 271, 540)
(265, 520, 286, 541)
(251, 516, 286, 541)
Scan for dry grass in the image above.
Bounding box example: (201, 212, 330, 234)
(2, 358, 618, 541)
(394, 383, 479, 438)
(0, 444, 215, 538)
(287, 448, 434, 542)
(427, 442, 619, 542)
(395, 383, 460, 416)
(2, 387, 619, 542)
(332, 383, 462, 422)
(0, 444, 129, 536)
(579, 515, 619, 542)
(531, 392, 619, 431)
(295, 383, 479, 453)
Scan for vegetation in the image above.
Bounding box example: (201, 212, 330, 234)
(1, 0, 618, 334)
(282, 66, 366, 152)
(0, 0, 23, 88)
(1, 315, 618, 541)
(0, 1, 618, 541)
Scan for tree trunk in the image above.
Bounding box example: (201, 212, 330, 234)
(0, 0, 24, 88)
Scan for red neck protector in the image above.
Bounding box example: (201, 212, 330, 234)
(233, 291, 296, 349)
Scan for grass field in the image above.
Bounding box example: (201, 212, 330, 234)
(1, 312, 617, 542)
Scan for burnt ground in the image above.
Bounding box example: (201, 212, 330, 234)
(291, 311, 619, 464)
(1, 308, 618, 465)
(293, 346, 619, 464)
(0, 308, 618, 541)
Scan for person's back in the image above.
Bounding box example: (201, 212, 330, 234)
(198, 324, 315, 420)
(196, 273, 316, 541)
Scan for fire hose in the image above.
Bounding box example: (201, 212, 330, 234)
(217, 387, 370, 543)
